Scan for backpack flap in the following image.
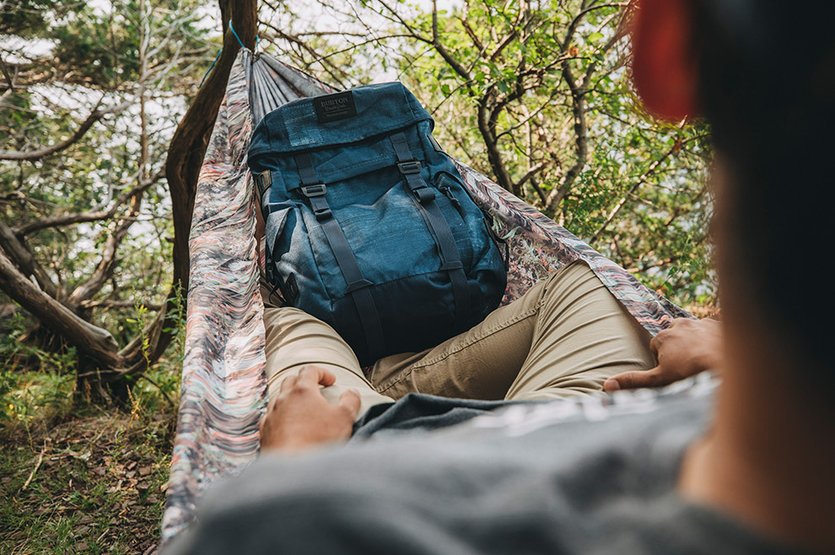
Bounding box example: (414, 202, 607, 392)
(249, 82, 432, 162)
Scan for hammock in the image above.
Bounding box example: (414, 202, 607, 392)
(160, 49, 690, 545)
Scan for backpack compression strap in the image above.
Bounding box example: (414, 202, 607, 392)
(294, 152, 386, 360)
(390, 132, 469, 329)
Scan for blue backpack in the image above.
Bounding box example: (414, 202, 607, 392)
(248, 82, 507, 366)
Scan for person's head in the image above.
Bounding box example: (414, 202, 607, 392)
(631, 0, 835, 401)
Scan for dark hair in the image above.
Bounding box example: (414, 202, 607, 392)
(690, 1, 835, 390)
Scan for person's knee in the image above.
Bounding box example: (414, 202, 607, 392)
(540, 260, 604, 305)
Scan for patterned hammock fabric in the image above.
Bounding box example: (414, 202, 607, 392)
(160, 49, 690, 545)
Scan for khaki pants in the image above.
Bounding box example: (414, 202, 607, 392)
(263, 261, 654, 418)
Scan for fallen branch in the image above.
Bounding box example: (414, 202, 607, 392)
(0, 250, 121, 367)
(21, 441, 49, 491)
(0, 218, 59, 298)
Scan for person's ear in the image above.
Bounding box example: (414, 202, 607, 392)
(631, 0, 699, 121)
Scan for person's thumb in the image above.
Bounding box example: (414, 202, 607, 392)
(338, 388, 362, 418)
(603, 366, 665, 392)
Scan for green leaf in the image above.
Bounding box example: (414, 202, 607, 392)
(587, 32, 604, 43)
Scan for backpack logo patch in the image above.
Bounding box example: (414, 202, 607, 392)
(313, 91, 357, 123)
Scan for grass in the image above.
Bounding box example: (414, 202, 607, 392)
(1, 367, 178, 555)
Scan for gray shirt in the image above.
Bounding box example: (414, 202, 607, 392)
(167, 376, 803, 554)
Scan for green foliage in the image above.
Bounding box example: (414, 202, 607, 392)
(0, 312, 73, 422)
(51, 7, 137, 85)
(0, 0, 81, 36)
(334, 0, 716, 309)
(0, 370, 74, 424)
(0, 309, 177, 550)
(0, 297, 183, 424)
(129, 284, 186, 414)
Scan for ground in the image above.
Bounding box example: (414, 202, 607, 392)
(1, 372, 174, 555)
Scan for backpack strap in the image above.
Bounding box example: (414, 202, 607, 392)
(294, 152, 386, 360)
(390, 132, 469, 327)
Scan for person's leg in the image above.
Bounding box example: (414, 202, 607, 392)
(504, 261, 655, 401)
(370, 261, 653, 401)
(369, 267, 555, 400)
(264, 307, 393, 418)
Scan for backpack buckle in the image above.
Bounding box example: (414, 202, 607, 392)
(312, 205, 332, 220)
(397, 161, 422, 175)
(300, 184, 327, 198)
(412, 187, 435, 204)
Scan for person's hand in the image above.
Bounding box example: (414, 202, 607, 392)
(259, 366, 361, 453)
(603, 317, 722, 392)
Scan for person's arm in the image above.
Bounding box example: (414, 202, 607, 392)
(259, 366, 360, 453)
(603, 317, 722, 391)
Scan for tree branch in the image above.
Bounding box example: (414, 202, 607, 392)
(0, 218, 59, 298)
(120, 0, 259, 374)
(0, 53, 15, 91)
(590, 135, 707, 243)
(495, 87, 564, 140)
(545, 62, 588, 212)
(560, 2, 627, 52)
(80, 299, 163, 311)
(488, 1, 528, 62)
(477, 90, 516, 194)
(459, 2, 484, 52)
(259, 21, 355, 87)
(0, 250, 121, 367)
(14, 170, 163, 236)
(376, 0, 430, 43)
(527, 177, 548, 205)
(516, 162, 546, 189)
(66, 192, 144, 306)
(0, 101, 129, 161)
(431, 0, 472, 81)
